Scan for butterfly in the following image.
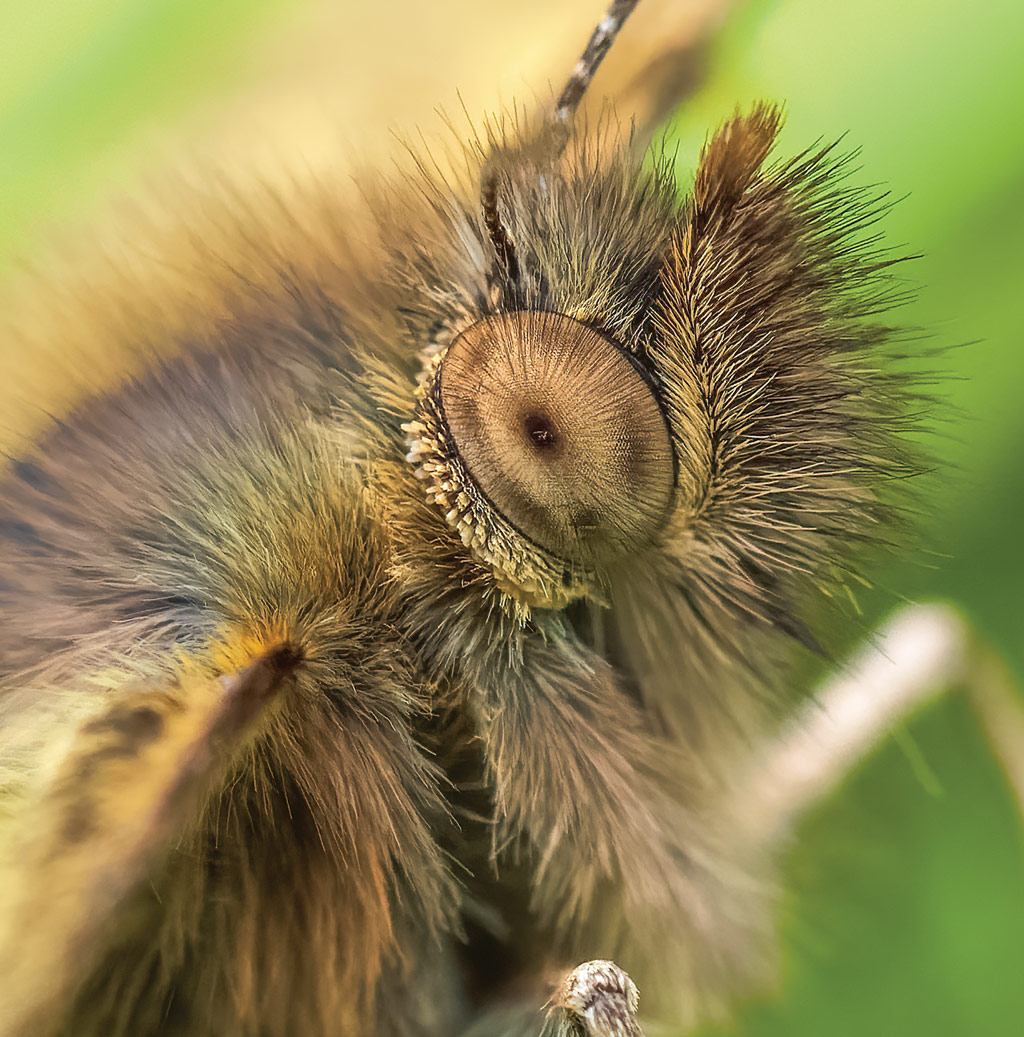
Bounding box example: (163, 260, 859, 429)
(0, 1, 938, 1034)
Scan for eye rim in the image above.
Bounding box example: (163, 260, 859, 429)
(433, 312, 678, 553)
(406, 310, 678, 608)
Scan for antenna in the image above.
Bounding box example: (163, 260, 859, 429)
(555, 0, 642, 123)
(481, 0, 643, 282)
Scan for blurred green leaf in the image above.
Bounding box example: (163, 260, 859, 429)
(0, 0, 280, 263)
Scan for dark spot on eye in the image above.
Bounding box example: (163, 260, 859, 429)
(523, 412, 559, 451)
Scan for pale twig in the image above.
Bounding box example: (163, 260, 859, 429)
(742, 602, 1024, 843)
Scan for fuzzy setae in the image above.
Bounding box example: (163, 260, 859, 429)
(0, 3, 921, 1035)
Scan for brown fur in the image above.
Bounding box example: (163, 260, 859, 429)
(0, 104, 918, 1035)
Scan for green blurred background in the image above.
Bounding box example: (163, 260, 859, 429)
(1, 1, 1022, 1034)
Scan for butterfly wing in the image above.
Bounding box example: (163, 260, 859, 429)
(0, 645, 299, 1037)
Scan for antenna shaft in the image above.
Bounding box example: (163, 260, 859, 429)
(555, 0, 642, 122)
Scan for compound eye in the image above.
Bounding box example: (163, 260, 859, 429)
(438, 311, 675, 568)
